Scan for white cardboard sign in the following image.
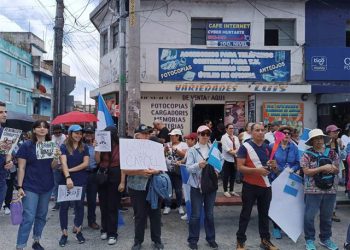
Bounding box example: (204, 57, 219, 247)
(0, 127, 22, 155)
(95, 131, 111, 152)
(57, 185, 83, 202)
(120, 139, 167, 171)
(36, 141, 56, 159)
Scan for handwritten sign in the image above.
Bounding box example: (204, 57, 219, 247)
(36, 141, 56, 159)
(0, 127, 22, 155)
(57, 185, 83, 202)
(95, 131, 111, 152)
(120, 139, 167, 171)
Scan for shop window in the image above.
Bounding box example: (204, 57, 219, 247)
(101, 32, 108, 56)
(265, 19, 296, 46)
(112, 23, 119, 49)
(346, 20, 350, 47)
(191, 18, 222, 45)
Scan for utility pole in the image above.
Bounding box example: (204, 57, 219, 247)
(52, 0, 64, 120)
(127, 0, 141, 136)
(118, 0, 127, 137)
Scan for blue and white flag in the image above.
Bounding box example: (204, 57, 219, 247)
(97, 94, 114, 130)
(283, 173, 303, 197)
(207, 140, 223, 172)
(297, 128, 311, 158)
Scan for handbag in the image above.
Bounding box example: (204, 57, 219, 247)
(96, 167, 108, 185)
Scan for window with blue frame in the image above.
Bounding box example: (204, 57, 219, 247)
(5, 88, 10, 102)
(264, 19, 296, 46)
(5, 59, 11, 73)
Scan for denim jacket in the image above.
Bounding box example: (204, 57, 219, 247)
(127, 175, 149, 191)
(186, 143, 211, 188)
(146, 173, 172, 209)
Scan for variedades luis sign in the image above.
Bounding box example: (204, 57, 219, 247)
(159, 48, 290, 82)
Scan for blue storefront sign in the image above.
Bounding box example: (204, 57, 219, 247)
(206, 22, 251, 47)
(305, 47, 350, 81)
(159, 48, 290, 82)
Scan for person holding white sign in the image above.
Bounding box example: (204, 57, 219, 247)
(59, 125, 89, 247)
(123, 124, 163, 250)
(16, 120, 60, 250)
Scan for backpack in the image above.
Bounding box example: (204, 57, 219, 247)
(305, 148, 334, 190)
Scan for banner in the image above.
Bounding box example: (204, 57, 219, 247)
(159, 48, 290, 82)
(0, 127, 22, 155)
(36, 141, 56, 159)
(119, 139, 167, 171)
(262, 102, 304, 132)
(95, 131, 111, 152)
(207, 22, 251, 47)
(224, 101, 245, 132)
(57, 185, 83, 202)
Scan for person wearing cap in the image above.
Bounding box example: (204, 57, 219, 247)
(268, 125, 300, 239)
(16, 120, 60, 250)
(82, 125, 100, 230)
(264, 121, 280, 144)
(186, 125, 219, 250)
(95, 125, 125, 245)
(300, 129, 339, 250)
(221, 123, 240, 198)
(163, 128, 188, 215)
(153, 120, 170, 144)
(123, 124, 164, 250)
(325, 124, 345, 223)
(51, 124, 67, 211)
(235, 123, 278, 250)
(59, 125, 90, 247)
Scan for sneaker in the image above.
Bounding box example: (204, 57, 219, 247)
(163, 207, 171, 215)
(230, 191, 240, 197)
(344, 242, 350, 250)
(178, 206, 185, 215)
(108, 237, 117, 245)
(4, 207, 10, 215)
(100, 232, 107, 240)
(319, 239, 338, 250)
(208, 241, 218, 249)
(59, 235, 68, 247)
(224, 191, 232, 198)
(153, 242, 164, 250)
(76, 232, 85, 244)
(131, 243, 142, 250)
(51, 203, 60, 211)
(188, 243, 198, 250)
(331, 213, 341, 222)
(260, 238, 279, 250)
(88, 222, 100, 230)
(181, 213, 188, 221)
(272, 228, 282, 239)
(305, 240, 316, 250)
(236, 241, 245, 250)
(32, 241, 44, 250)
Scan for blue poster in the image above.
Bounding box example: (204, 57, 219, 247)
(159, 48, 290, 82)
(305, 47, 350, 81)
(207, 22, 251, 47)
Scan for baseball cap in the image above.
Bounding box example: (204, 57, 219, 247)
(68, 125, 83, 133)
(326, 124, 341, 133)
(84, 125, 95, 133)
(184, 132, 197, 140)
(134, 124, 153, 134)
(169, 129, 182, 136)
(197, 125, 211, 133)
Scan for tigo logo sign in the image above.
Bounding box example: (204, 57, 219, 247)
(311, 56, 327, 71)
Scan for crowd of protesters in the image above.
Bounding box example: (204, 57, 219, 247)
(1, 100, 350, 250)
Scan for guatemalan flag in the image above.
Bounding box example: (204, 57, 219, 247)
(97, 94, 114, 130)
(283, 173, 303, 197)
(207, 140, 224, 172)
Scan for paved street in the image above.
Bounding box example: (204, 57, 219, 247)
(0, 200, 349, 250)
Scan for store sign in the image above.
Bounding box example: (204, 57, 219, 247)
(159, 48, 291, 82)
(262, 103, 304, 132)
(306, 47, 350, 80)
(206, 22, 251, 47)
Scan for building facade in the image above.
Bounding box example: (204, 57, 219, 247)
(91, 0, 316, 134)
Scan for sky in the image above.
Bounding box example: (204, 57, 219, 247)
(0, 0, 101, 105)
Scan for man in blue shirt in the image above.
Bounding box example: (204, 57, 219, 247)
(0, 101, 14, 209)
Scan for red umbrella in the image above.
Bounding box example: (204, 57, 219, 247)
(51, 111, 98, 125)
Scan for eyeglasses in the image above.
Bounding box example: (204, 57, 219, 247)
(282, 131, 291, 135)
(227, 127, 234, 130)
(199, 132, 211, 137)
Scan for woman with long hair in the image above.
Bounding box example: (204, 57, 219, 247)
(16, 120, 59, 250)
(59, 125, 89, 247)
(95, 125, 125, 245)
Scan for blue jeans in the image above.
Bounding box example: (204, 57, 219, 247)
(188, 187, 216, 244)
(59, 186, 86, 230)
(347, 224, 350, 243)
(0, 174, 7, 207)
(304, 193, 336, 241)
(16, 190, 52, 248)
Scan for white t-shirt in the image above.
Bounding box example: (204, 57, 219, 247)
(221, 133, 240, 162)
(52, 134, 66, 147)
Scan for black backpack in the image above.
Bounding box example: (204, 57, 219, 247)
(305, 148, 335, 190)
